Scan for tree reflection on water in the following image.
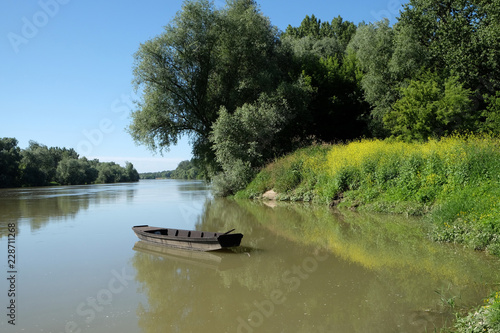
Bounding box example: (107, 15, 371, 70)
(131, 199, 500, 333)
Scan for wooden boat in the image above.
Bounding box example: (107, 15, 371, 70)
(132, 225, 243, 251)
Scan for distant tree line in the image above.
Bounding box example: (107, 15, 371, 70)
(128, 0, 500, 195)
(0, 138, 140, 188)
(140, 160, 201, 180)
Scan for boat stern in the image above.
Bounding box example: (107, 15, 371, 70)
(217, 233, 243, 248)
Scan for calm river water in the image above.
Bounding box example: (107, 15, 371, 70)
(0, 180, 499, 333)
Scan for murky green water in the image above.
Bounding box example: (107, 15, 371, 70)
(0, 180, 499, 332)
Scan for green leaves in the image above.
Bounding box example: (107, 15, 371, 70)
(480, 92, 500, 133)
(384, 74, 472, 141)
(210, 95, 289, 196)
(130, 0, 221, 151)
(397, 0, 500, 114)
(348, 20, 396, 130)
(283, 16, 366, 142)
(348, 0, 500, 137)
(130, 0, 286, 173)
(283, 14, 356, 50)
(56, 158, 98, 185)
(0, 138, 139, 187)
(0, 138, 21, 187)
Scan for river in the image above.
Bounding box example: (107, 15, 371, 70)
(0, 179, 499, 332)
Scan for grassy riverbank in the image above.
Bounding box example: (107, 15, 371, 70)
(236, 134, 500, 332)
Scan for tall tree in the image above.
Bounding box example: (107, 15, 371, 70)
(130, 0, 220, 168)
(125, 162, 140, 182)
(56, 157, 99, 185)
(0, 138, 21, 187)
(20, 141, 57, 186)
(283, 15, 367, 141)
(348, 20, 397, 135)
(129, 0, 285, 175)
(283, 15, 356, 50)
(397, 0, 500, 114)
(348, 18, 432, 136)
(56, 158, 86, 185)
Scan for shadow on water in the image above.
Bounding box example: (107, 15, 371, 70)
(131, 198, 500, 333)
(0, 183, 138, 237)
(176, 180, 211, 195)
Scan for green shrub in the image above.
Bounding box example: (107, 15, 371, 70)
(274, 160, 303, 193)
(454, 291, 500, 333)
(211, 160, 255, 197)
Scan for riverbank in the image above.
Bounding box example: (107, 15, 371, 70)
(235, 134, 500, 332)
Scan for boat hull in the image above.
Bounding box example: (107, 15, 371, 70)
(132, 225, 243, 251)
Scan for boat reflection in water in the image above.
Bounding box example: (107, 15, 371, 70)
(133, 241, 223, 270)
(132, 240, 250, 271)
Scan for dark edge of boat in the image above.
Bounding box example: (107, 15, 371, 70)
(132, 225, 243, 252)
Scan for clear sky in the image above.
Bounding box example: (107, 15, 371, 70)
(0, 0, 405, 173)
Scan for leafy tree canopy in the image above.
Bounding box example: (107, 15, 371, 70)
(283, 14, 356, 50)
(129, 0, 285, 175)
(397, 0, 500, 109)
(0, 137, 139, 187)
(384, 73, 472, 141)
(0, 138, 21, 187)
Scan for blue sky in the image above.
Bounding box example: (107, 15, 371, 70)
(0, 0, 405, 172)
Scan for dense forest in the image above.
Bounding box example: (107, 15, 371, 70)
(128, 0, 500, 196)
(140, 159, 201, 179)
(0, 138, 139, 187)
